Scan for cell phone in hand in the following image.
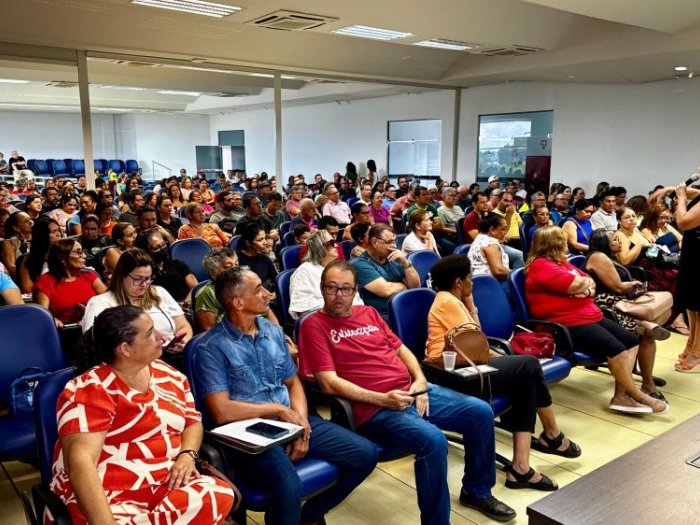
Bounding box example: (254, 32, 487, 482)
(409, 389, 430, 397)
(246, 422, 290, 439)
(163, 332, 186, 352)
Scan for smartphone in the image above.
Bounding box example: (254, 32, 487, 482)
(409, 389, 430, 397)
(246, 422, 290, 440)
(164, 333, 186, 352)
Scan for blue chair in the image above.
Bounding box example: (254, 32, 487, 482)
(340, 240, 356, 260)
(169, 239, 211, 282)
(28, 159, 50, 176)
(395, 233, 407, 249)
(347, 197, 360, 208)
(456, 216, 466, 245)
(125, 159, 140, 174)
(279, 221, 292, 239)
(568, 254, 586, 269)
(70, 159, 85, 176)
(274, 269, 295, 333)
(0, 304, 68, 463)
(340, 194, 352, 203)
(280, 245, 303, 271)
(453, 243, 471, 255)
(283, 231, 296, 247)
(472, 275, 571, 383)
(48, 159, 69, 177)
(190, 279, 212, 333)
(519, 223, 530, 259)
(336, 228, 345, 243)
(94, 159, 107, 175)
(183, 335, 340, 520)
(406, 249, 441, 287)
(108, 159, 125, 173)
(228, 235, 241, 251)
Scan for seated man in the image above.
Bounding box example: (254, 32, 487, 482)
(353, 223, 420, 320)
(298, 260, 516, 524)
(191, 267, 378, 525)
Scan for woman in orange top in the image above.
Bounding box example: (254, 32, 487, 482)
(426, 254, 580, 491)
(178, 203, 230, 248)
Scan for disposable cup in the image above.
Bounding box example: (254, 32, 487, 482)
(443, 351, 457, 371)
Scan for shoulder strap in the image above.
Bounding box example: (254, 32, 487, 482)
(569, 218, 589, 241)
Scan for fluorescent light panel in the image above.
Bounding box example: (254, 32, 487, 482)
(413, 38, 479, 51)
(332, 25, 412, 41)
(99, 85, 146, 91)
(130, 0, 242, 18)
(157, 89, 201, 96)
(0, 78, 30, 84)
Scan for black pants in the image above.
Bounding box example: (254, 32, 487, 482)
(567, 317, 639, 359)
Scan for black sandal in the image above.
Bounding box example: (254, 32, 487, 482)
(530, 432, 582, 458)
(504, 465, 558, 491)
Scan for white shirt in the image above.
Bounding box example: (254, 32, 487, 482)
(468, 234, 508, 277)
(82, 285, 183, 335)
(402, 231, 440, 255)
(322, 200, 352, 224)
(591, 208, 617, 232)
(289, 262, 363, 319)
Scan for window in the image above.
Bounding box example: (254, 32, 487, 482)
(387, 119, 441, 179)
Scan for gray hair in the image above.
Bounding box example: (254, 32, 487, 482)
(302, 230, 331, 265)
(442, 187, 457, 198)
(300, 198, 316, 211)
(203, 247, 236, 278)
(214, 265, 255, 308)
(530, 191, 545, 202)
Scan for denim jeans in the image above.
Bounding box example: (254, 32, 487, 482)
(225, 414, 378, 525)
(502, 244, 524, 269)
(358, 384, 496, 525)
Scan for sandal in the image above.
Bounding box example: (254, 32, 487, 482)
(669, 321, 690, 336)
(504, 465, 558, 491)
(640, 394, 670, 414)
(530, 432, 582, 458)
(675, 351, 700, 373)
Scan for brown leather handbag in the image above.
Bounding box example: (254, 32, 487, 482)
(442, 322, 491, 399)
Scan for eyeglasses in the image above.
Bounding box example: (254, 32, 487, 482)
(70, 249, 85, 256)
(322, 284, 355, 297)
(324, 239, 337, 248)
(375, 237, 397, 246)
(128, 274, 153, 286)
(659, 215, 672, 221)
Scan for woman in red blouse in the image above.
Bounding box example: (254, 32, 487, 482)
(47, 305, 235, 524)
(525, 226, 668, 415)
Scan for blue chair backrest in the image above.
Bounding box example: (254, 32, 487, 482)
(71, 159, 85, 175)
(340, 240, 356, 260)
(283, 231, 297, 247)
(395, 233, 407, 249)
(508, 268, 530, 323)
(472, 275, 516, 340)
(279, 221, 292, 238)
(280, 245, 303, 271)
(336, 228, 345, 242)
(456, 216, 466, 245)
(62, 159, 73, 172)
(519, 223, 530, 259)
(406, 250, 441, 287)
(568, 254, 586, 269)
(34, 367, 76, 485)
(228, 235, 241, 251)
(94, 159, 107, 174)
(125, 159, 139, 173)
(275, 269, 295, 327)
(169, 239, 211, 282)
(388, 288, 436, 360)
(340, 194, 352, 203)
(347, 197, 360, 208)
(183, 334, 215, 428)
(108, 159, 125, 173)
(49, 159, 68, 176)
(0, 304, 67, 400)
(31, 159, 50, 175)
(453, 243, 471, 255)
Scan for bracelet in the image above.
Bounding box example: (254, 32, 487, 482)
(469, 307, 479, 315)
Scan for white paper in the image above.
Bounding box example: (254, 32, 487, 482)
(210, 417, 303, 447)
(453, 364, 498, 377)
(538, 358, 553, 364)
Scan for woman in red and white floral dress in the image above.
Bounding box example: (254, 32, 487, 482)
(47, 305, 235, 525)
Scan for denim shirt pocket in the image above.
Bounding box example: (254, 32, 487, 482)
(228, 366, 260, 400)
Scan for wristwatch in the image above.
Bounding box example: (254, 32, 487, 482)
(177, 449, 200, 460)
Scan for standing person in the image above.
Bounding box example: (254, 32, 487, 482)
(298, 260, 517, 524)
(191, 266, 378, 525)
(672, 177, 700, 372)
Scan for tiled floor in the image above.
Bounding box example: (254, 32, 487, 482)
(3, 332, 698, 525)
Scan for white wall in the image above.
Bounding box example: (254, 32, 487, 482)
(458, 80, 700, 195)
(209, 90, 456, 180)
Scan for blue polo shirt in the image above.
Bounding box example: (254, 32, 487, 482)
(192, 316, 296, 408)
(353, 252, 405, 315)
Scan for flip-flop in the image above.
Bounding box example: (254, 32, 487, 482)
(669, 322, 690, 336)
(504, 466, 558, 491)
(530, 432, 582, 458)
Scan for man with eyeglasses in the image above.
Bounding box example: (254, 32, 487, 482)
(321, 184, 352, 226)
(298, 260, 517, 524)
(353, 223, 420, 320)
(191, 266, 378, 525)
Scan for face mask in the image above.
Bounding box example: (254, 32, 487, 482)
(151, 245, 169, 262)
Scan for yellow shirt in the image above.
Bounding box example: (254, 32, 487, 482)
(492, 208, 523, 239)
(426, 292, 477, 361)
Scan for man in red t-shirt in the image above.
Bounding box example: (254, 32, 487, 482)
(298, 260, 516, 524)
(463, 192, 488, 242)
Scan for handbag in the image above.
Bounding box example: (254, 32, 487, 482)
(510, 329, 555, 359)
(615, 291, 673, 323)
(439, 323, 491, 399)
(9, 367, 48, 417)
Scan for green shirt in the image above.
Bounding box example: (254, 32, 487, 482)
(404, 202, 439, 224)
(194, 282, 224, 323)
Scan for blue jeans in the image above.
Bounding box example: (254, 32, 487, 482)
(358, 384, 495, 525)
(225, 414, 378, 525)
(502, 244, 524, 269)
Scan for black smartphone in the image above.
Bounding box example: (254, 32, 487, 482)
(409, 389, 430, 397)
(164, 333, 186, 352)
(246, 422, 290, 440)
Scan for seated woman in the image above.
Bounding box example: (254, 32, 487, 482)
(198, 179, 216, 205)
(342, 202, 374, 240)
(178, 203, 230, 248)
(402, 209, 440, 255)
(167, 183, 187, 213)
(561, 198, 594, 253)
(78, 214, 109, 270)
(103, 223, 137, 283)
(96, 202, 117, 237)
(640, 203, 682, 253)
(24, 194, 43, 221)
(368, 191, 391, 224)
(83, 249, 193, 352)
(46, 194, 79, 236)
(33, 238, 107, 327)
(526, 205, 552, 246)
(289, 230, 363, 320)
(188, 190, 215, 216)
(468, 213, 510, 295)
(236, 223, 277, 294)
(48, 305, 235, 524)
(1, 211, 32, 278)
(427, 255, 581, 491)
(156, 194, 183, 240)
(526, 226, 668, 414)
(19, 217, 62, 294)
(349, 222, 371, 258)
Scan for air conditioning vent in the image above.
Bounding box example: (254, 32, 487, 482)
(247, 10, 337, 31)
(45, 81, 79, 88)
(471, 45, 546, 57)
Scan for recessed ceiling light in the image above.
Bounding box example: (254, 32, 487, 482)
(566, 74, 576, 79)
(0, 78, 30, 84)
(98, 85, 147, 91)
(413, 38, 478, 51)
(331, 25, 412, 41)
(157, 90, 201, 96)
(675, 66, 688, 71)
(130, 0, 242, 18)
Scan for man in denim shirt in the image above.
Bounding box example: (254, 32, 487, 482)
(191, 267, 377, 525)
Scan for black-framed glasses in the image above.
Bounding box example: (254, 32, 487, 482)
(128, 274, 153, 286)
(322, 284, 355, 297)
(70, 249, 85, 256)
(375, 237, 397, 246)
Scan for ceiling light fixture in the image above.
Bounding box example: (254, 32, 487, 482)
(130, 0, 242, 18)
(413, 38, 478, 51)
(675, 66, 688, 71)
(158, 89, 201, 96)
(98, 85, 147, 91)
(0, 78, 30, 84)
(331, 25, 412, 41)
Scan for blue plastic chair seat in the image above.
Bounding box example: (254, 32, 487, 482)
(0, 415, 36, 461)
(539, 356, 573, 383)
(237, 458, 339, 510)
(491, 394, 510, 416)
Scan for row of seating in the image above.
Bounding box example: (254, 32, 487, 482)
(20, 158, 140, 178)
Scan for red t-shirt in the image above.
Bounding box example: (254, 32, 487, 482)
(525, 258, 602, 327)
(34, 270, 100, 323)
(462, 210, 481, 241)
(298, 305, 412, 426)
